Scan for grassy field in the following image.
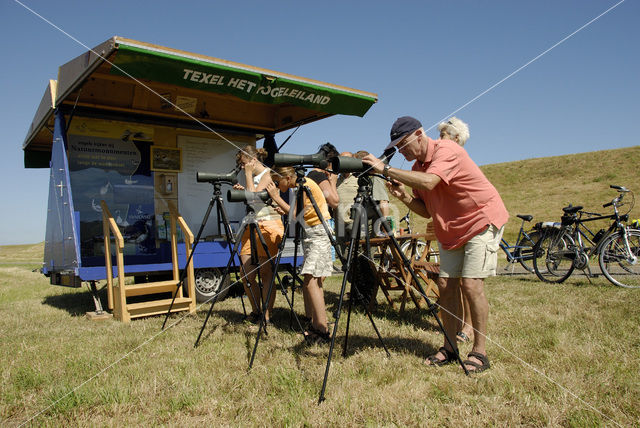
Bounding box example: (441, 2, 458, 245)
(1, 146, 640, 426)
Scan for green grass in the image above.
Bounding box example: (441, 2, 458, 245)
(2, 146, 640, 426)
(1, 266, 639, 426)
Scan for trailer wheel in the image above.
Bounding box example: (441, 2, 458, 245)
(194, 268, 230, 303)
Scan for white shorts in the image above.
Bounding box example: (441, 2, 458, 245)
(439, 225, 504, 279)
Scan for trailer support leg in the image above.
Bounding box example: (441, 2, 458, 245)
(85, 281, 112, 321)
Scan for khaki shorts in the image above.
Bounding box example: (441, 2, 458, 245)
(439, 225, 504, 279)
(301, 223, 333, 278)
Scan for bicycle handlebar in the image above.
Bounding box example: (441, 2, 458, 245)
(610, 185, 630, 193)
(604, 193, 625, 208)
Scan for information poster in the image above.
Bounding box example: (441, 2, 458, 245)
(177, 135, 246, 239)
(67, 118, 156, 257)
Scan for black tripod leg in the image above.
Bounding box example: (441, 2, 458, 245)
(341, 209, 363, 357)
(319, 213, 360, 403)
(342, 207, 391, 359)
(217, 194, 248, 315)
(371, 203, 468, 375)
(194, 220, 250, 348)
(250, 221, 275, 335)
(289, 221, 301, 330)
(248, 232, 286, 369)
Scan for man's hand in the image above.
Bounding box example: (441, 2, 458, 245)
(361, 154, 385, 174)
(386, 179, 411, 204)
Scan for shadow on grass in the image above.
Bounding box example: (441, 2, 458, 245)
(290, 330, 439, 358)
(42, 287, 104, 317)
(322, 288, 441, 334)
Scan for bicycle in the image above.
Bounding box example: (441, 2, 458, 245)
(499, 214, 543, 273)
(533, 185, 640, 288)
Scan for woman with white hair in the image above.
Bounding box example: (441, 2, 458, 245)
(437, 116, 470, 147)
(437, 116, 474, 344)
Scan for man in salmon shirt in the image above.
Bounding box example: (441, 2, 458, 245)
(362, 116, 508, 373)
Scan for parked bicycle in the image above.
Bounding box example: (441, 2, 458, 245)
(499, 214, 543, 273)
(533, 185, 640, 288)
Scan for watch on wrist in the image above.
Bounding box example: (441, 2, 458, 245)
(383, 164, 391, 177)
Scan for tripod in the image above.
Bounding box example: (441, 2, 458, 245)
(194, 199, 305, 348)
(318, 173, 469, 403)
(248, 167, 391, 370)
(162, 180, 241, 330)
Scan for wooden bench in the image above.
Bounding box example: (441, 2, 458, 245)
(366, 222, 440, 311)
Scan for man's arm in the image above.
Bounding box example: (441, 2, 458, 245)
(387, 168, 441, 192)
(362, 154, 441, 192)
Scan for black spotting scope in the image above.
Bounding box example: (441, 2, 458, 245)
(227, 189, 271, 203)
(196, 169, 239, 184)
(331, 156, 368, 174)
(273, 149, 331, 170)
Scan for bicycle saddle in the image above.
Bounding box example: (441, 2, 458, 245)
(517, 214, 533, 222)
(562, 205, 583, 214)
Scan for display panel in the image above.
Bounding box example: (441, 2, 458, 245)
(67, 118, 156, 258)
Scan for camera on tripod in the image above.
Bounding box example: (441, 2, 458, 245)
(227, 189, 271, 203)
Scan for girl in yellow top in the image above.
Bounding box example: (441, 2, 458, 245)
(267, 166, 332, 343)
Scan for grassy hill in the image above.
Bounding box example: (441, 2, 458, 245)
(0, 242, 44, 264)
(396, 145, 640, 243)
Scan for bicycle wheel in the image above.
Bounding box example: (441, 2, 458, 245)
(515, 230, 541, 273)
(598, 229, 640, 288)
(533, 230, 576, 283)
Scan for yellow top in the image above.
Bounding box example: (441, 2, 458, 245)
(301, 178, 331, 227)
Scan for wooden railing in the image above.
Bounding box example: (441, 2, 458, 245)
(101, 200, 195, 322)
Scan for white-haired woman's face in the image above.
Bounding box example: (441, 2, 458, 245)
(439, 128, 458, 143)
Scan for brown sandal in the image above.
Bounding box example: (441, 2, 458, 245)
(425, 347, 457, 366)
(304, 325, 331, 345)
(463, 351, 490, 373)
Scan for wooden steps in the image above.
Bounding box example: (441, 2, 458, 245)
(127, 297, 192, 319)
(102, 200, 196, 323)
(124, 280, 180, 297)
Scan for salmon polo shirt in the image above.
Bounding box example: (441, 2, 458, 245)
(411, 138, 509, 250)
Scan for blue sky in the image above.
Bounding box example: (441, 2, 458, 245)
(1, 0, 638, 245)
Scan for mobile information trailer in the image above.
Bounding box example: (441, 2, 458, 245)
(23, 37, 377, 321)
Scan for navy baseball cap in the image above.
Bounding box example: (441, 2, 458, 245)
(386, 116, 422, 150)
